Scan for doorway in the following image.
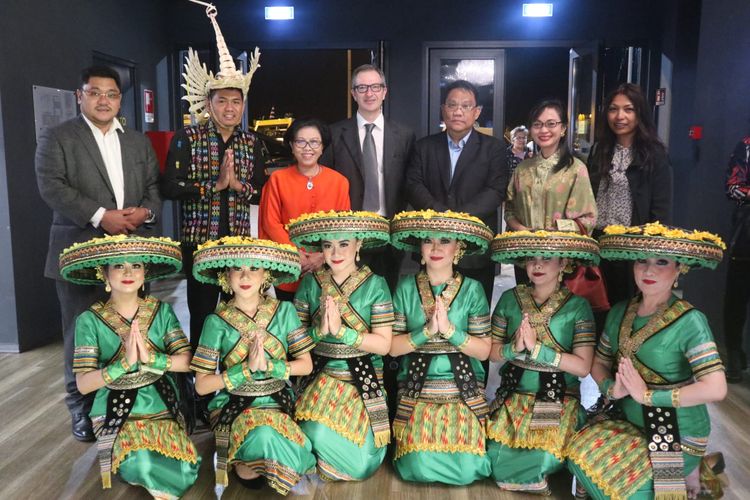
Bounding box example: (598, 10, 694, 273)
(93, 51, 140, 131)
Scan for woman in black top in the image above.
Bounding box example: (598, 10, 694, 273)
(588, 83, 673, 310)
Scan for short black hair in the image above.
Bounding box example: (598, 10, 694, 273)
(443, 80, 480, 104)
(208, 87, 244, 101)
(283, 117, 331, 150)
(81, 65, 121, 91)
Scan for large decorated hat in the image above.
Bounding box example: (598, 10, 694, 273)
(192, 236, 301, 285)
(181, 1, 261, 124)
(491, 230, 600, 265)
(599, 222, 725, 269)
(390, 210, 492, 255)
(59, 235, 182, 285)
(287, 210, 390, 250)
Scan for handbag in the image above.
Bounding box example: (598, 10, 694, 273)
(563, 219, 611, 312)
(564, 265, 611, 312)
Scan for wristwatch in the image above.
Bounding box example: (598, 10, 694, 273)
(143, 207, 156, 224)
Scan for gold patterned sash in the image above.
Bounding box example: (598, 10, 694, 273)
(617, 297, 693, 361)
(514, 285, 571, 353)
(90, 297, 161, 390)
(216, 298, 285, 366)
(415, 270, 463, 319)
(315, 266, 372, 337)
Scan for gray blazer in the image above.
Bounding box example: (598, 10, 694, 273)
(35, 115, 161, 279)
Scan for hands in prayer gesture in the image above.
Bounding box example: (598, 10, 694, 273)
(124, 319, 149, 365)
(247, 331, 268, 373)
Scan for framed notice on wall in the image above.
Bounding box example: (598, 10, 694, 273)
(32, 85, 77, 141)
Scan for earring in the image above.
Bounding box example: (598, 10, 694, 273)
(558, 270, 564, 283)
(453, 254, 460, 265)
(217, 271, 233, 295)
(105, 281, 111, 293)
(420, 257, 426, 265)
(356, 250, 360, 263)
(141, 282, 145, 292)
(673, 278, 679, 289)
(261, 271, 273, 295)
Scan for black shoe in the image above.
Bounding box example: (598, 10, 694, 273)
(726, 350, 746, 384)
(71, 413, 95, 442)
(235, 474, 264, 489)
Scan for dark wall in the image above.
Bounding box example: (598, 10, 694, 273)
(671, 0, 750, 337)
(165, 0, 665, 136)
(0, 1, 170, 350)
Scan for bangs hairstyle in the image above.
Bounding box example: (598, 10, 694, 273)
(283, 117, 331, 150)
(528, 98, 573, 173)
(591, 83, 667, 180)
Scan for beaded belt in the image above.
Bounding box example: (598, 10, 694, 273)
(510, 358, 562, 373)
(324, 366, 384, 383)
(414, 339, 461, 354)
(229, 377, 286, 397)
(106, 369, 162, 390)
(313, 341, 367, 359)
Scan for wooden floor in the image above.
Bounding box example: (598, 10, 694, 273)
(0, 341, 748, 500)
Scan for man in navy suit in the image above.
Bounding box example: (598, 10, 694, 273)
(320, 64, 415, 289)
(406, 80, 509, 299)
(36, 65, 161, 441)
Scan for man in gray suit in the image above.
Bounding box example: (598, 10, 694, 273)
(320, 64, 415, 289)
(35, 65, 161, 441)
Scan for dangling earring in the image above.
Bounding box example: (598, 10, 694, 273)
(355, 250, 360, 263)
(261, 271, 273, 295)
(141, 282, 145, 292)
(673, 278, 679, 289)
(105, 281, 111, 293)
(217, 271, 233, 295)
(420, 257, 426, 265)
(453, 253, 460, 265)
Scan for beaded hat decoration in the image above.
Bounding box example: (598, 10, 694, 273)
(599, 222, 725, 269)
(287, 210, 391, 250)
(491, 230, 601, 266)
(192, 236, 301, 285)
(390, 209, 493, 255)
(181, 1, 261, 124)
(59, 235, 182, 285)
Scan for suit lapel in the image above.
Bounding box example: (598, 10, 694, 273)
(341, 118, 364, 175)
(438, 132, 452, 192)
(450, 131, 479, 189)
(74, 116, 116, 199)
(119, 129, 136, 205)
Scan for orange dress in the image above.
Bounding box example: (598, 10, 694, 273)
(259, 165, 351, 292)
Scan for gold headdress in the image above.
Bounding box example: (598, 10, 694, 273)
(182, 1, 261, 123)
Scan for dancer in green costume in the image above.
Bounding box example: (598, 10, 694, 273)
(388, 209, 493, 485)
(288, 210, 394, 481)
(190, 236, 317, 496)
(487, 230, 599, 493)
(62, 235, 199, 499)
(566, 223, 728, 500)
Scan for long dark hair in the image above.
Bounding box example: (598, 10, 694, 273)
(591, 83, 666, 180)
(528, 99, 574, 173)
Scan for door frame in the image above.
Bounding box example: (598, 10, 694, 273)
(422, 40, 593, 139)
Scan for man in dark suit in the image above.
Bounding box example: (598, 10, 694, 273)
(36, 65, 161, 441)
(405, 80, 508, 299)
(320, 64, 415, 289)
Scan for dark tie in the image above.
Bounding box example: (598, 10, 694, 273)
(362, 123, 379, 212)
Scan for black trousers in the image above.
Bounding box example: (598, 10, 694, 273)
(182, 243, 225, 350)
(55, 279, 107, 416)
(724, 257, 750, 357)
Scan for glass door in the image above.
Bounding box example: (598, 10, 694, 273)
(428, 48, 505, 138)
(568, 44, 599, 160)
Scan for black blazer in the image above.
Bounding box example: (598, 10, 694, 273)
(405, 130, 508, 232)
(320, 117, 415, 217)
(589, 147, 673, 226)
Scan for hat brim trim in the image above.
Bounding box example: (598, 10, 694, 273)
(192, 246, 301, 285)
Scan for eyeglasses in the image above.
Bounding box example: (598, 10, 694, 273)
(531, 120, 563, 130)
(443, 102, 479, 113)
(293, 139, 322, 150)
(352, 83, 386, 94)
(80, 89, 122, 101)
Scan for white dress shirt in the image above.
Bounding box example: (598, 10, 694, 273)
(81, 115, 124, 227)
(357, 112, 386, 215)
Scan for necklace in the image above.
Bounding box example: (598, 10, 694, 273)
(304, 164, 321, 190)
